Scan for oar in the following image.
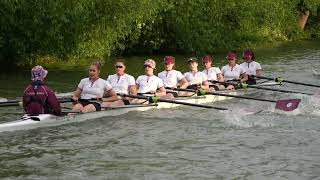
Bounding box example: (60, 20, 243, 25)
(171, 88, 301, 111)
(0, 98, 72, 107)
(121, 94, 228, 110)
(0, 99, 21, 104)
(210, 80, 313, 95)
(254, 75, 320, 88)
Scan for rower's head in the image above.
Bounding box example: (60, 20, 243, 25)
(164, 56, 175, 71)
(226, 51, 237, 65)
(187, 57, 198, 71)
(114, 58, 126, 76)
(31, 65, 48, 81)
(242, 49, 254, 62)
(202, 55, 212, 69)
(144, 59, 156, 75)
(89, 62, 101, 80)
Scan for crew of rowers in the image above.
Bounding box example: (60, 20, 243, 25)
(22, 49, 262, 116)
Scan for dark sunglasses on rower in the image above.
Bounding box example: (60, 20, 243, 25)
(144, 65, 152, 68)
(115, 65, 124, 68)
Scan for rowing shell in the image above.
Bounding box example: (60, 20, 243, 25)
(0, 81, 280, 132)
(0, 91, 241, 132)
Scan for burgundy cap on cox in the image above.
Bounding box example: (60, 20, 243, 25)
(31, 65, 48, 81)
(164, 56, 175, 64)
(226, 52, 237, 60)
(202, 55, 212, 63)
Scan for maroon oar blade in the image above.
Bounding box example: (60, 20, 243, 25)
(275, 99, 301, 111)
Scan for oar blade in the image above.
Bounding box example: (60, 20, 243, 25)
(275, 99, 301, 111)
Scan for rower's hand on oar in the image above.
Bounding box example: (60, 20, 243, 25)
(96, 96, 103, 102)
(149, 90, 156, 95)
(71, 96, 79, 104)
(118, 93, 129, 100)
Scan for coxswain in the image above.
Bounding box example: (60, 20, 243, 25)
(23, 66, 62, 116)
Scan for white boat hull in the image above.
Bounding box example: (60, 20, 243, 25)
(0, 91, 238, 132)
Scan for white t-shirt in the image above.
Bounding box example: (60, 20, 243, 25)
(202, 67, 222, 81)
(184, 71, 208, 85)
(221, 64, 245, 81)
(240, 61, 262, 76)
(136, 75, 164, 93)
(107, 73, 135, 94)
(158, 70, 185, 88)
(78, 78, 112, 99)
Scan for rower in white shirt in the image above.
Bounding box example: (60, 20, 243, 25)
(72, 62, 117, 113)
(158, 56, 188, 96)
(201, 55, 225, 91)
(102, 58, 137, 107)
(221, 51, 248, 90)
(136, 59, 168, 97)
(184, 57, 209, 90)
(239, 49, 262, 85)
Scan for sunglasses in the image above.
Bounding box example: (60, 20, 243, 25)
(115, 65, 124, 69)
(144, 65, 152, 68)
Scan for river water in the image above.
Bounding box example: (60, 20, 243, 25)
(0, 41, 320, 179)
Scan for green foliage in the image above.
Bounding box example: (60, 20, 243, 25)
(0, 0, 319, 66)
(295, 0, 320, 14)
(0, 0, 164, 65)
(132, 0, 307, 55)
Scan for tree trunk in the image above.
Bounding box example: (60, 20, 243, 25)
(298, 10, 310, 30)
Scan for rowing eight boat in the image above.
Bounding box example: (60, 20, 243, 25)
(0, 81, 281, 132)
(0, 91, 242, 132)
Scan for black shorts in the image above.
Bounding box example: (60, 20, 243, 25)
(246, 79, 257, 85)
(166, 91, 178, 97)
(187, 84, 199, 90)
(79, 99, 101, 111)
(209, 84, 219, 91)
(122, 99, 131, 105)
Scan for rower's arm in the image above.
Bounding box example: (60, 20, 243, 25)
(155, 87, 166, 96)
(102, 89, 118, 102)
(240, 72, 248, 82)
(256, 69, 262, 78)
(178, 78, 189, 89)
(201, 80, 209, 90)
(129, 85, 137, 95)
(217, 73, 224, 82)
(73, 88, 82, 100)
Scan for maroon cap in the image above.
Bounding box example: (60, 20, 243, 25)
(164, 56, 175, 64)
(243, 49, 253, 58)
(202, 55, 212, 63)
(226, 52, 237, 60)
